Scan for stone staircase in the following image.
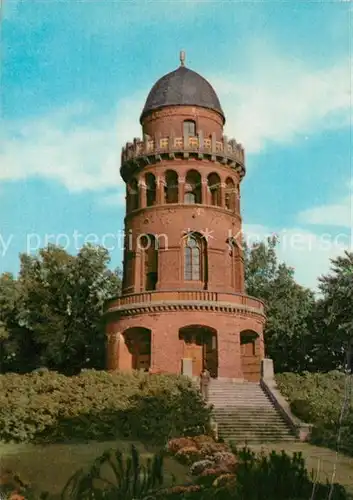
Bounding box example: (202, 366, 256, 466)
(209, 379, 296, 443)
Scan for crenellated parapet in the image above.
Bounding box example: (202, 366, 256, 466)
(120, 132, 245, 181)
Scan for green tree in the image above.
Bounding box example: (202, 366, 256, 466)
(244, 236, 315, 373)
(309, 251, 353, 372)
(0, 244, 122, 374)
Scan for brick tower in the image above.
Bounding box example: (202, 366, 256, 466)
(105, 52, 265, 381)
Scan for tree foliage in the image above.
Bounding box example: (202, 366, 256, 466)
(309, 251, 353, 372)
(0, 244, 121, 374)
(244, 236, 315, 373)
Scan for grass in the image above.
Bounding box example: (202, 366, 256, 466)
(0, 438, 188, 497)
(1, 439, 353, 497)
(247, 442, 353, 494)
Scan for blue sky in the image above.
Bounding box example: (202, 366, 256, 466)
(0, 0, 351, 291)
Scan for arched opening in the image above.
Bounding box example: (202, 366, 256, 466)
(179, 325, 218, 377)
(240, 330, 260, 382)
(145, 173, 156, 207)
(225, 177, 236, 211)
(127, 178, 139, 212)
(207, 173, 221, 207)
(140, 234, 158, 291)
(183, 232, 208, 287)
(165, 170, 178, 204)
(183, 120, 196, 137)
(184, 170, 201, 204)
(123, 327, 151, 371)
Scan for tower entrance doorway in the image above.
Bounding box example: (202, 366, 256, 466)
(179, 325, 218, 377)
(240, 330, 260, 382)
(124, 327, 151, 371)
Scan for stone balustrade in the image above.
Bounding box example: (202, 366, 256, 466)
(106, 289, 264, 316)
(120, 133, 245, 179)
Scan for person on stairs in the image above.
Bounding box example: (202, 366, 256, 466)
(200, 367, 211, 401)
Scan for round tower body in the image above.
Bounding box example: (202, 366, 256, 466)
(105, 59, 265, 381)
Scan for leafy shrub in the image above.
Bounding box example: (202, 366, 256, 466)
(199, 442, 228, 458)
(190, 460, 214, 476)
(175, 446, 202, 465)
(0, 371, 211, 444)
(276, 371, 353, 455)
(212, 451, 237, 470)
(166, 437, 197, 455)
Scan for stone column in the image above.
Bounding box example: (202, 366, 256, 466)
(139, 180, 147, 209)
(178, 176, 185, 203)
(156, 176, 164, 204)
(202, 178, 209, 205)
(220, 182, 226, 208)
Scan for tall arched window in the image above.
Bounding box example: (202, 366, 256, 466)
(184, 170, 201, 204)
(183, 120, 196, 137)
(140, 234, 158, 291)
(228, 237, 242, 291)
(127, 178, 139, 212)
(145, 173, 156, 207)
(207, 173, 221, 206)
(184, 233, 207, 285)
(165, 170, 178, 203)
(225, 177, 236, 211)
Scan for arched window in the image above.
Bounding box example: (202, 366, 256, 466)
(207, 173, 221, 207)
(225, 177, 236, 211)
(228, 238, 242, 291)
(184, 233, 207, 285)
(165, 170, 178, 204)
(127, 178, 139, 212)
(184, 170, 201, 204)
(183, 120, 196, 137)
(145, 173, 156, 207)
(140, 234, 158, 291)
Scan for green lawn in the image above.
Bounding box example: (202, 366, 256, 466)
(0, 439, 188, 497)
(1, 440, 353, 497)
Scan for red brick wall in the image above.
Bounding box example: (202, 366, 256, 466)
(106, 98, 266, 381)
(141, 106, 224, 140)
(106, 309, 264, 380)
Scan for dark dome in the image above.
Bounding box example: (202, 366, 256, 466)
(140, 65, 225, 123)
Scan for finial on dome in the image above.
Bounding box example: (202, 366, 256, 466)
(180, 50, 186, 67)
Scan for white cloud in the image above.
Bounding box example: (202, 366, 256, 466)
(212, 52, 350, 153)
(243, 223, 351, 291)
(0, 97, 144, 192)
(298, 180, 352, 228)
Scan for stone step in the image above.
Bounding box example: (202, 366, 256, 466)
(214, 418, 290, 425)
(208, 381, 295, 442)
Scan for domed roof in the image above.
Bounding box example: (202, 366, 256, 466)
(140, 58, 225, 123)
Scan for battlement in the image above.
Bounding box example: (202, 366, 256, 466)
(120, 132, 245, 179)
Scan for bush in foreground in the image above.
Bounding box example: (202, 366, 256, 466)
(0, 370, 211, 444)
